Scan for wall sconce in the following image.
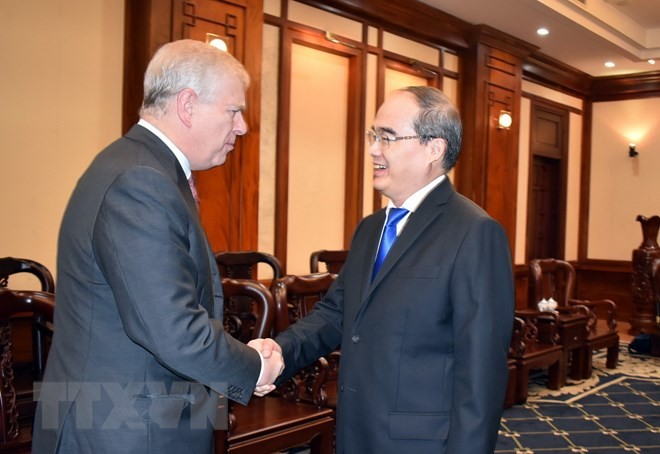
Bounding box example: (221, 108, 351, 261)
(498, 110, 513, 130)
(206, 33, 228, 52)
(629, 143, 639, 157)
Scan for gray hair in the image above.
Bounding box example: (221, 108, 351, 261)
(397, 86, 463, 171)
(140, 39, 250, 117)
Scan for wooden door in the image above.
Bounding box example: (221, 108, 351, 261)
(123, 0, 263, 253)
(526, 103, 568, 261)
(527, 155, 561, 260)
(172, 0, 263, 252)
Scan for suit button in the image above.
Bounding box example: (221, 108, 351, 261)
(351, 334, 360, 343)
(340, 384, 344, 392)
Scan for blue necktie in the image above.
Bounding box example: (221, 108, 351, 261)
(372, 207, 409, 281)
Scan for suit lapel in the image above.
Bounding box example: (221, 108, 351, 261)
(359, 209, 386, 297)
(127, 125, 199, 212)
(359, 179, 455, 309)
(126, 125, 218, 315)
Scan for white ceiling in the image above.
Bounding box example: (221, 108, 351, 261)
(419, 0, 660, 77)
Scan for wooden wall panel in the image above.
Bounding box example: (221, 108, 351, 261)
(576, 264, 634, 330)
(124, 0, 263, 253)
(514, 265, 530, 310)
(458, 40, 531, 256)
(122, 0, 175, 133)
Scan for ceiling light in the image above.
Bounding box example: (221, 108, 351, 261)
(536, 28, 549, 36)
(649, 59, 656, 65)
(604, 61, 616, 68)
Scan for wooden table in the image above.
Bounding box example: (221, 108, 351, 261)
(538, 311, 588, 386)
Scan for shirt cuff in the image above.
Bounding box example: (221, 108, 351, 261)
(256, 350, 266, 385)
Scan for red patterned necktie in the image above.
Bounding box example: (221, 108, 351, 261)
(188, 175, 199, 207)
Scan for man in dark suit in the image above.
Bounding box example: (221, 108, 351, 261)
(32, 39, 283, 453)
(259, 86, 514, 453)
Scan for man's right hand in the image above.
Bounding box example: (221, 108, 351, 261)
(248, 338, 284, 396)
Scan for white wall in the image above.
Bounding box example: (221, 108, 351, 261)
(0, 0, 125, 285)
(589, 98, 660, 260)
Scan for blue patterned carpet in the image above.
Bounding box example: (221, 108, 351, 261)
(496, 346, 660, 453)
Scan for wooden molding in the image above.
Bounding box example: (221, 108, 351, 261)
(295, 0, 471, 50)
(470, 24, 538, 60)
(523, 52, 592, 96)
(590, 70, 660, 101)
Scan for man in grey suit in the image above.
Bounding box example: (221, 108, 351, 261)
(32, 39, 283, 453)
(257, 86, 514, 453)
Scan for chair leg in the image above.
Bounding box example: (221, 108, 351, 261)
(605, 344, 619, 369)
(503, 364, 516, 408)
(581, 348, 594, 379)
(308, 422, 335, 454)
(547, 358, 564, 390)
(569, 347, 586, 381)
(515, 366, 530, 404)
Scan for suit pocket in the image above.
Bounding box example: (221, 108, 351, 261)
(389, 411, 449, 440)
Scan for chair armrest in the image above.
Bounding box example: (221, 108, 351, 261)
(515, 310, 560, 345)
(509, 317, 527, 357)
(326, 350, 340, 380)
(277, 356, 330, 408)
(569, 298, 617, 331)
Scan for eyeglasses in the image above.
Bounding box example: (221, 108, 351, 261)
(365, 131, 420, 148)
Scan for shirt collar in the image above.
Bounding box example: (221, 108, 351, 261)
(386, 174, 446, 213)
(138, 119, 192, 179)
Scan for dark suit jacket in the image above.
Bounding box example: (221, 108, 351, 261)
(276, 178, 514, 454)
(32, 125, 261, 454)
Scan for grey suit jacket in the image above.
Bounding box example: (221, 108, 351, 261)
(32, 125, 261, 454)
(276, 178, 514, 454)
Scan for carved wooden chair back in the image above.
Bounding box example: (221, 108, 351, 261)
(529, 258, 575, 308)
(309, 249, 348, 274)
(0, 257, 54, 293)
(0, 289, 54, 447)
(272, 273, 337, 334)
(215, 251, 283, 282)
(221, 278, 274, 344)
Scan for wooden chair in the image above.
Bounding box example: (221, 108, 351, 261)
(529, 258, 619, 379)
(221, 278, 274, 344)
(309, 250, 348, 274)
(272, 273, 337, 335)
(215, 278, 334, 454)
(503, 357, 517, 409)
(215, 251, 283, 283)
(0, 288, 55, 452)
(0, 257, 55, 412)
(272, 273, 339, 409)
(0, 257, 54, 293)
(509, 311, 565, 404)
(215, 251, 283, 339)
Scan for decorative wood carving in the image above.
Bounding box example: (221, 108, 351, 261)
(630, 215, 660, 335)
(0, 322, 19, 442)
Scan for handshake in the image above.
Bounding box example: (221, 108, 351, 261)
(248, 338, 284, 396)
